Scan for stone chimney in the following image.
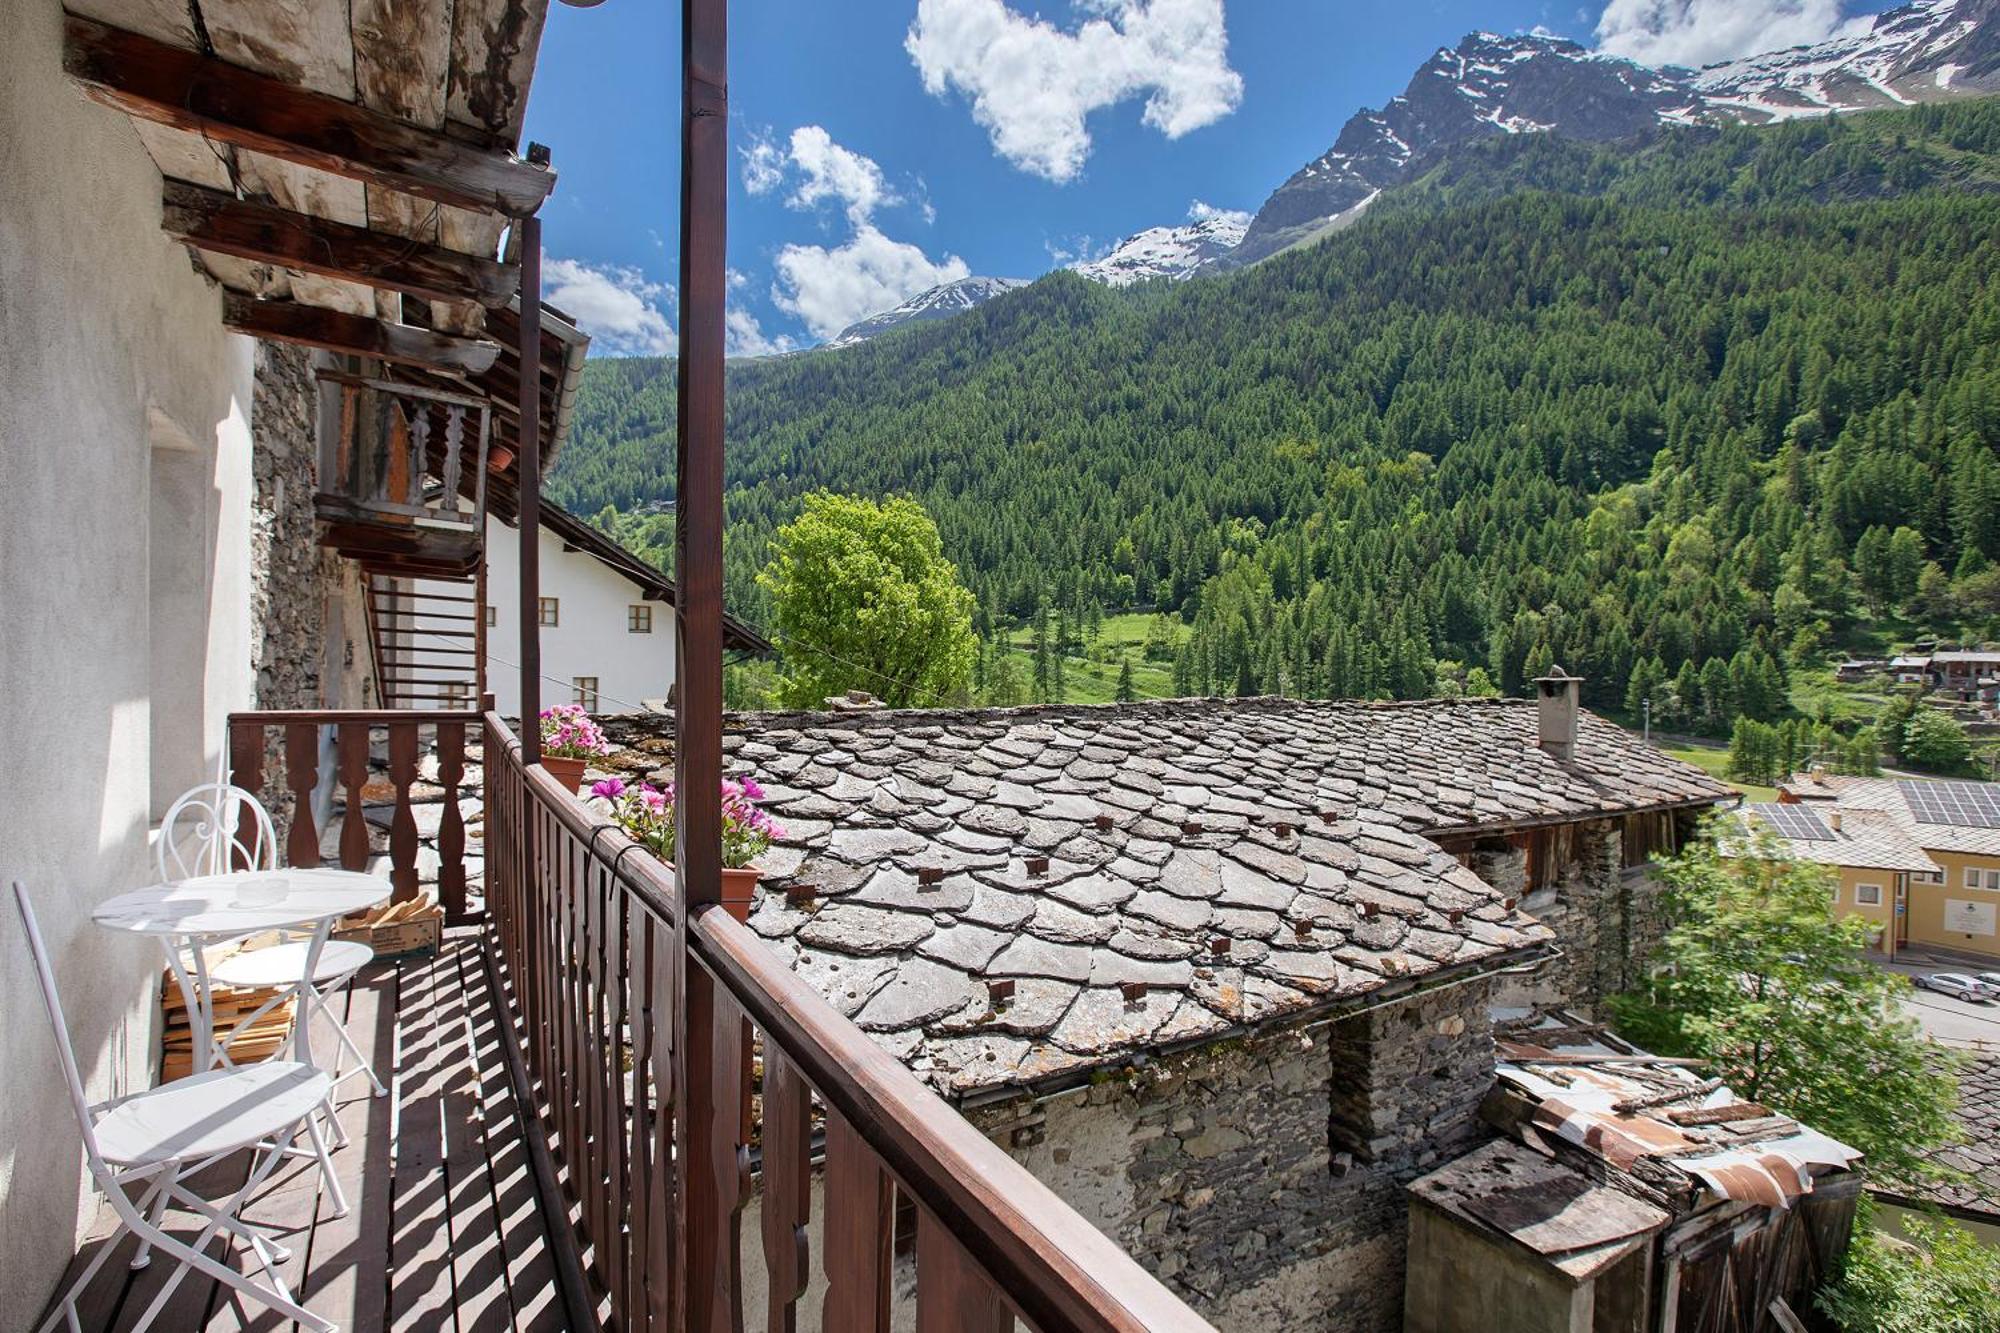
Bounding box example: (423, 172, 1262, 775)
(1533, 666, 1583, 762)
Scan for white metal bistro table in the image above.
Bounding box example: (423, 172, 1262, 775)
(93, 868, 391, 1075)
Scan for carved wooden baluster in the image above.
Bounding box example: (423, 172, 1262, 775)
(228, 720, 264, 871)
(821, 1113, 893, 1333)
(436, 719, 467, 920)
(284, 722, 321, 868)
(338, 721, 371, 871)
(440, 404, 465, 517)
(406, 403, 430, 506)
(687, 967, 749, 1331)
(376, 393, 404, 504)
(915, 1209, 1013, 1333)
(387, 722, 420, 901)
(335, 383, 358, 496)
(643, 912, 679, 1330)
(762, 1044, 812, 1333)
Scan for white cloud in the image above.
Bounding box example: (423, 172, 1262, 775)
(544, 258, 676, 357)
(741, 130, 787, 195)
(1594, 0, 1849, 67)
(1187, 199, 1250, 226)
(906, 0, 1243, 183)
(726, 305, 796, 358)
(772, 224, 971, 340)
(741, 125, 901, 225)
(786, 125, 898, 224)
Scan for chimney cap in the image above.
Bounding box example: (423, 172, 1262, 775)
(1533, 664, 1582, 686)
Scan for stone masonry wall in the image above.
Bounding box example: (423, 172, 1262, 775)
(248, 341, 323, 711)
(968, 978, 1499, 1333)
(1479, 819, 1661, 1015)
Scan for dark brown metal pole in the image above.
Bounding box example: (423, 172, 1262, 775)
(517, 215, 544, 764)
(676, 0, 731, 1326)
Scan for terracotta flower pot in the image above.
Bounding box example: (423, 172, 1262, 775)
(542, 754, 588, 793)
(486, 444, 517, 473)
(720, 865, 762, 923)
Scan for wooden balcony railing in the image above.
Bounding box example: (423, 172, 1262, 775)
(482, 711, 1216, 1332)
(226, 708, 481, 922)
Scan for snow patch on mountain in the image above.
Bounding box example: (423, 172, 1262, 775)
(827, 276, 1029, 348)
(1070, 210, 1250, 287)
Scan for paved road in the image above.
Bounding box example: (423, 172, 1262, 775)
(1876, 953, 2000, 1051)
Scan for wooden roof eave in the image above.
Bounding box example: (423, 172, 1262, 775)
(63, 14, 554, 216)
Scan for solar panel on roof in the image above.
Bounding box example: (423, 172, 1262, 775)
(1897, 780, 2000, 829)
(1748, 803, 1835, 842)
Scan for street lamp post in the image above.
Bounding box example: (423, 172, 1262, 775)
(1643, 696, 1651, 745)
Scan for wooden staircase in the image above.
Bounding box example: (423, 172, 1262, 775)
(367, 571, 484, 708)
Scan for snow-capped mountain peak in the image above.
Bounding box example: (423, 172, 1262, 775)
(1223, 0, 1999, 270)
(1069, 212, 1250, 287)
(828, 276, 1029, 348)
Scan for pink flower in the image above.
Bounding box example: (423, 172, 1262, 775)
(589, 778, 626, 799)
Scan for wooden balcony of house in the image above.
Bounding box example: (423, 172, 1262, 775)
(41, 709, 1215, 1333)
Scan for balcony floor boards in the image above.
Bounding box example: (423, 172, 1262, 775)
(41, 933, 572, 1332)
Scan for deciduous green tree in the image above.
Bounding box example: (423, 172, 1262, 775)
(758, 493, 977, 709)
(1610, 832, 1959, 1184)
(1819, 1204, 2000, 1333)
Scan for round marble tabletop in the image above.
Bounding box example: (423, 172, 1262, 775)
(92, 868, 392, 937)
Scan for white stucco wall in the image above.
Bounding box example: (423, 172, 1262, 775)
(0, 0, 259, 1311)
(396, 515, 679, 717)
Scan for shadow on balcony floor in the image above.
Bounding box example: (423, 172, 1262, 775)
(42, 933, 572, 1332)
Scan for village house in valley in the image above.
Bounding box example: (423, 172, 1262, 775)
(1775, 771, 2000, 960)
(1732, 802, 1943, 957)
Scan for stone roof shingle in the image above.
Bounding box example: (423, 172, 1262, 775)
(712, 697, 1727, 1098)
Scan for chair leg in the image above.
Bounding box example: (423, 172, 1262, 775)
(304, 1106, 350, 1219)
(327, 1001, 387, 1097)
(324, 1094, 352, 1149)
(128, 1165, 178, 1269)
(36, 1205, 145, 1333)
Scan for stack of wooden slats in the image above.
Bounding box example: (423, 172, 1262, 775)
(161, 969, 297, 1082)
(335, 895, 444, 957)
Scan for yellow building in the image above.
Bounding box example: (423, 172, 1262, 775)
(1777, 773, 2000, 961)
(1737, 802, 1939, 957)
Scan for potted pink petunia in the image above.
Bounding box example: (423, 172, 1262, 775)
(585, 775, 783, 920)
(539, 704, 611, 793)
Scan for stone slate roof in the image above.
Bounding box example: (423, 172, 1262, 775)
(1883, 1053, 2000, 1222)
(711, 697, 1725, 1098)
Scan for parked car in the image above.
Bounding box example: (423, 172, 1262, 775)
(1978, 972, 2000, 992)
(1914, 972, 1995, 1003)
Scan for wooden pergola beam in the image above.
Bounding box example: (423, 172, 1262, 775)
(164, 182, 518, 308)
(64, 14, 555, 216)
(223, 294, 501, 374)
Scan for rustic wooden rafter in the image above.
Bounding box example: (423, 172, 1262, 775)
(223, 294, 500, 374)
(64, 14, 555, 216)
(163, 181, 517, 308)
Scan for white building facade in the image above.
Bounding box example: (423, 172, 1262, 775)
(0, 4, 260, 1299)
(481, 510, 681, 716)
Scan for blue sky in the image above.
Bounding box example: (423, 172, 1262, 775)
(520, 0, 1898, 355)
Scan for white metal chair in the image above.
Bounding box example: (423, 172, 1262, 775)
(157, 783, 387, 1101)
(14, 881, 339, 1333)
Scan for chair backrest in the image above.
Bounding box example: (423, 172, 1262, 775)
(157, 783, 276, 880)
(11, 882, 115, 1179)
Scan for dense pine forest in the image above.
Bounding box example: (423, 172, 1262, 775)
(551, 100, 2000, 740)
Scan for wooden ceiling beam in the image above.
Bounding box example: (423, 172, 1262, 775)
(223, 294, 501, 374)
(64, 14, 555, 216)
(164, 181, 517, 308)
